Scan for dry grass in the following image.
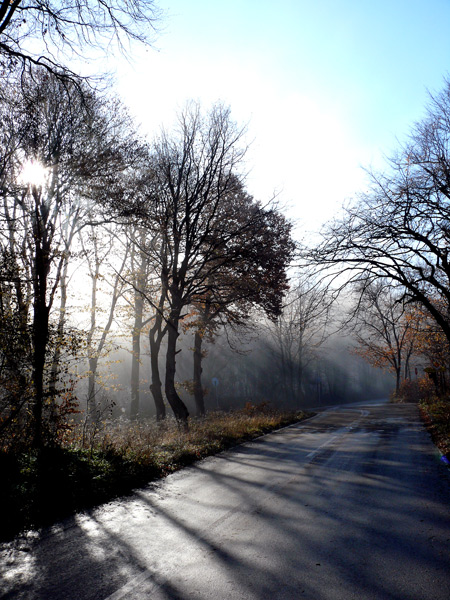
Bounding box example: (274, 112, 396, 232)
(0, 406, 310, 541)
(76, 406, 310, 472)
(419, 397, 450, 459)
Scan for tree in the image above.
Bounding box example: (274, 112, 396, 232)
(304, 78, 450, 356)
(146, 263, 168, 421)
(121, 224, 161, 420)
(266, 274, 331, 405)
(0, 68, 140, 446)
(122, 220, 168, 421)
(188, 298, 219, 416)
(127, 228, 150, 420)
(349, 280, 415, 393)
(80, 222, 129, 417)
(186, 199, 296, 416)
(0, 0, 160, 80)
(130, 103, 295, 424)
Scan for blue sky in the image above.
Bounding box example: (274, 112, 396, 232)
(113, 0, 450, 234)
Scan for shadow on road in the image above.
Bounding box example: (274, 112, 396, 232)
(1, 404, 449, 600)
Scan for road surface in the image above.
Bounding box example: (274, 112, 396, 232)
(1, 401, 449, 599)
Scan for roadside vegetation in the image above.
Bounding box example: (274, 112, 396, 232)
(393, 377, 450, 461)
(420, 397, 450, 461)
(0, 406, 310, 542)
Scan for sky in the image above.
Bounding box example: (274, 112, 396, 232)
(110, 0, 450, 237)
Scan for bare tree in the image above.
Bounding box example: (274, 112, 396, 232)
(303, 78, 450, 355)
(0, 68, 140, 446)
(122, 226, 158, 419)
(267, 274, 331, 405)
(122, 221, 168, 421)
(80, 223, 129, 417)
(127, 103, 295, 425)
(128, 104, 247, 424)
(0, 0, 161, 80)
(349, 280, 415, 393)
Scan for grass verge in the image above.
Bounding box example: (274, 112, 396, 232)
(0, 408, 310, 542)
(419, 397, 450, 460)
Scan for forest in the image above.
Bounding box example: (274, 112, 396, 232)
(1, 0, 450, 539)
(0, 68, 397, 449)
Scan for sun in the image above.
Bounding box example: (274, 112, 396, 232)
(20, 159, 48, 188)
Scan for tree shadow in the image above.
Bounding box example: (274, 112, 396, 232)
(1, 404, 449, 599)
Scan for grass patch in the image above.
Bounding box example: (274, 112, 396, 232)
(419, 397, 450, 460)
(0, 407, 310, 542)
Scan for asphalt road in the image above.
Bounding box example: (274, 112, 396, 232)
(1, 401, 449, 600)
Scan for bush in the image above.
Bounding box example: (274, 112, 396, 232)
(391, 376, 435, 403)
(420, 396, 450, 459)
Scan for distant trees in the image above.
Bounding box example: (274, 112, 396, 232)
(350, 281, 415, 393)
(266, 275, 331, 405)
(304, 79, 450, 371)
(80, 224, 129, 417)
(126, 227, 152, 420)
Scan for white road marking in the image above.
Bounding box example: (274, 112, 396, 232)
(104, 569, 159, 600)
(105, 406, 372, 600)
(306, 435, 338, 458)
(305, 409, 368, 459)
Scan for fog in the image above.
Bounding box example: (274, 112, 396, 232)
(73, 315, 395, 421)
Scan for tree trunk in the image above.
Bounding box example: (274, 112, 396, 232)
(193, 331, 205, 416)
(49, 254, 69, 399)
(149, 315, 166, 421)
(130, 290, 143, 420)
(148, 281, 169, 421)
(278, 334, 289, 403)
(165, 309, 189, 426)
(395, 367, 401, 394)
(32, 303, 49, 449)
(130, 232, 148, 420)
(87, 356, 98, 416)
(297, 362, 305, 405)
(31, 204, 52, 449)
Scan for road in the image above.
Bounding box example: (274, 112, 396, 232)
(1, 401, 449, 600)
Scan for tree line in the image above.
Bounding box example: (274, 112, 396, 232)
(303, 80, 450, 399)
(2, 0, 450, 453)
(3, 66, 450, 451)
(0, 69, 295, 447)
